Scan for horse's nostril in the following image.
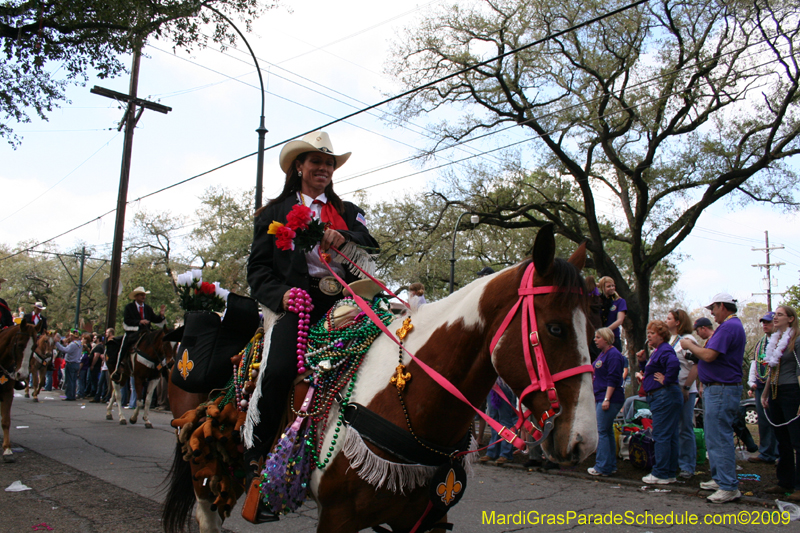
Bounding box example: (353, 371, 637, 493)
(575, 433, 584, 443)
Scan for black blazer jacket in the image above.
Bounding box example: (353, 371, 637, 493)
(247, 195, 379, 312)
(24, 313, 48, 333)
(122, 302, 165, 333)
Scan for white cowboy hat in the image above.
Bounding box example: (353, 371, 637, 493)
(278, 131, 351, 173)
(128, 286, 151, 299)
(33, 302, 46, 310)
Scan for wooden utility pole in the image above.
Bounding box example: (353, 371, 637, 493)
(92, 45, 172, 330)
(752, 231, 785, 310)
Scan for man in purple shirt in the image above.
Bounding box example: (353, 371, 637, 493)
(681, 292, 745, 504)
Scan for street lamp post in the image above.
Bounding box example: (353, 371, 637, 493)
(449, 213, 480, 294)
(204, 6, 268, 211)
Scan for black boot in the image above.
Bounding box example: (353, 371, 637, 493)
(242, 447, 279, 524)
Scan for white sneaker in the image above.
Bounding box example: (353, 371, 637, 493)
(707, 489, 741, 504)
(642, 474, 675, 484)
(700, 480, 720, 490)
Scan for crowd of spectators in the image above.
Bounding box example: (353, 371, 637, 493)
(475, 279, 799, 506)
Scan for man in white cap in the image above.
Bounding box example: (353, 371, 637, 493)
(112, 287, 166, 381)
(24, 302, 48, 333)
(0, 277, 13, 329)
(681, 292, 746, 504)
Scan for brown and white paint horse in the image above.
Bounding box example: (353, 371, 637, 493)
(0, 320, 37, 462)
(105, 328, 175, 428)
(25, 332, 55, 402)
(163, 225, 597, 532)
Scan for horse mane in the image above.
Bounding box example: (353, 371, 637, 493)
(519, 257, 585, 299)
(138, 329, 162, 348)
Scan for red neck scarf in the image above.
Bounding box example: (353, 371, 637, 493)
(312, 199, 348, 231)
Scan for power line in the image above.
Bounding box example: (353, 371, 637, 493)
(0, 131, 122, 224)
(4, 40, 787, 262)
(274, 0, 444, 66)
(337, 47, 788, 195)
(4, 0, 787, 260)
(146, 43, 507, 168)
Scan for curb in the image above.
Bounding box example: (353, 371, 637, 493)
(482, 462, 779, 508)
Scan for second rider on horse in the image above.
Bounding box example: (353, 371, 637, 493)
(112, 286, 166, 381)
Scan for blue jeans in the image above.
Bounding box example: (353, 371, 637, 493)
(594, 401, 623, 474)
(44, 369, 53, 391)
(64, 362, 80, 400)
(95, 370, 108, 402)
(755, 384, 779, 462)
(678, 392, 698, 474)
(704, 384, 742, 491)
(648, 385, 682, 479)
(87, 368, 99, 397)
(128, 376, 138, 408)
(485, 399, 517, 460)
(77, 367, 88, 398)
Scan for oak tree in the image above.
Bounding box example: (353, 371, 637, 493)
(389, 0, 800, 349)
(0, 0, 273, 145)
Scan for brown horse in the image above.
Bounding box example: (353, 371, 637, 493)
(0, 320, 38, 462)
(163, 225, 597, 532)
(105, 327, 175, 428)
(25, 332, 55, 402)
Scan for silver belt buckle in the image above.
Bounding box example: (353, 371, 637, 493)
(318, 276, 343, 296)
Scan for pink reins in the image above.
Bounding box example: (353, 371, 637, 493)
(323, 249, 594, 451)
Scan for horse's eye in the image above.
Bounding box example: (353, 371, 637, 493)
(547, 324, 564, 337)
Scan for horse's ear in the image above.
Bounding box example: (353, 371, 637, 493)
(568, 242, 587, 271)
(532, 223, 555, 275)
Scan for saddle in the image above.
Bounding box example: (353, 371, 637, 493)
(170, 292, 260, 393)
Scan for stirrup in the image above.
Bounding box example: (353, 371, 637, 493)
(241, 477, 279, 524)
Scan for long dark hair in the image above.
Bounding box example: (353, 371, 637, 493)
(257, 152, 345, 217)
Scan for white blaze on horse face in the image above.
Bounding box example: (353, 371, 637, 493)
(563, 308, 597, 462)
(15, 338, 33, 381)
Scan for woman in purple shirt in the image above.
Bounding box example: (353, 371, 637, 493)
(641, 320, 682, 485)
(588, 327, 626, 476)
(597, 277, 627, 351)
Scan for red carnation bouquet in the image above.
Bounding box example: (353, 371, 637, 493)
(176, 270, 229, 313)
(268, 204, 325, 252)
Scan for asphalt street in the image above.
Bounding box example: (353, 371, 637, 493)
(0, 388, 792, 533)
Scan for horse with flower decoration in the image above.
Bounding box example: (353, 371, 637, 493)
(0, 320, 38, 462)
(163, 224, 597, 532)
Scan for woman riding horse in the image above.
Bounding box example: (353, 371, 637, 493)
(163, 224, 597, 533)
(245, 130, 378, 522)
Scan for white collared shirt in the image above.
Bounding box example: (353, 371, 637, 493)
(297, 192, 346, 279)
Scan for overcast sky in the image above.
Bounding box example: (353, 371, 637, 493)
(1, 0, 799, 312)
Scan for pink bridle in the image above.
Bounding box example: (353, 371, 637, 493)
(488, 262, 595, 445)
